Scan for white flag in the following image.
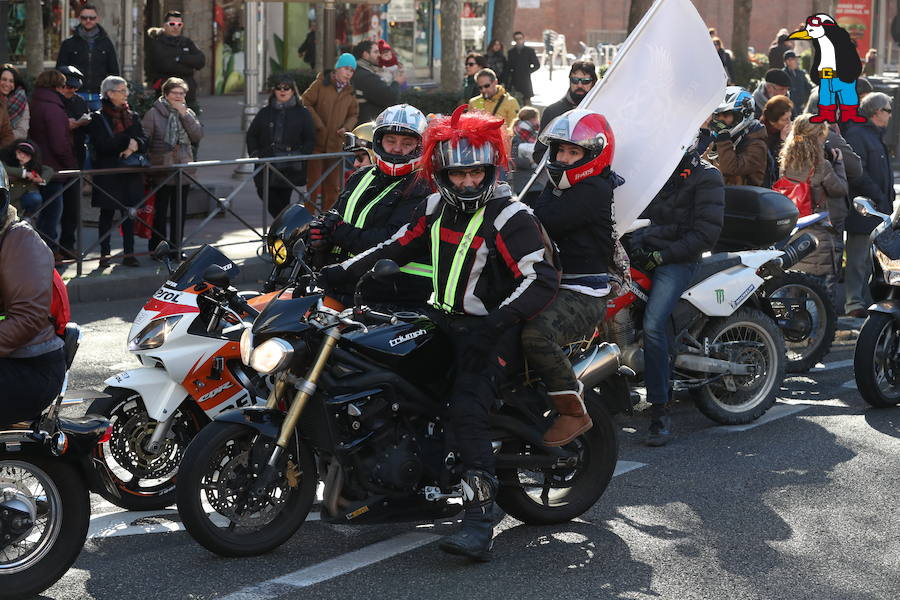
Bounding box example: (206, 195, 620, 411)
(582, 0, 727, 236)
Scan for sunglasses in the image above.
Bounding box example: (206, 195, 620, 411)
(479, 83, 493, 89)
(274, 85, 293, 91)
(166, 21, 184, 28)
(570, 77, 593, 84)
(80, 15, 97, 21)
(465, 62, 476, 66)
(883, 108, 892, 114)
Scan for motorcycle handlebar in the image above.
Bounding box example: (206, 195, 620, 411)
(778, 232, 819, 270)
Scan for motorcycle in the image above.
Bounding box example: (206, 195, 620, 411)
(176, 250, 623, 557)
(851, 197, 900, 407)
(0, 324, 117, 599)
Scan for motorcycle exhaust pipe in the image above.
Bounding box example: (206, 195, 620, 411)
(778, 232, 819, 270)
(573, 342, 621, 389)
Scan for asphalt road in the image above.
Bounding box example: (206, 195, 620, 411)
(43, 298, 900, 600)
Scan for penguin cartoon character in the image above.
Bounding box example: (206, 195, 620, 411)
(788, 14, 865, 124)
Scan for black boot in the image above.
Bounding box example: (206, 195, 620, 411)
(439, 469, 498, 562)
(645, 403, 673, 447)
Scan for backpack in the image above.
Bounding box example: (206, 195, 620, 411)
(772, 168, 815, 217)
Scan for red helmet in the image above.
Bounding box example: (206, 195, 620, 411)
(539, 109, 615, 189)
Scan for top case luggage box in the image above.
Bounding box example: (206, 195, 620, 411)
(714, 185, 799, 252)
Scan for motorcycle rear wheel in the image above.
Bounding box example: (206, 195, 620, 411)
(176, 422, 317, 557)
(495, 401, 617, 525)
(762, 271, 835, 373)
(0, 456, 90, 600)
(854, 313, 900, 407)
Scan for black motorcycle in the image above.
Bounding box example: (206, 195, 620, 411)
(851, 197, 900, 407)
(176, 252, 625, 557)
(0, 324, 118, 599)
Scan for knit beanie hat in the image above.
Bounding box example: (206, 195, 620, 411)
(334, 53, 357, 70)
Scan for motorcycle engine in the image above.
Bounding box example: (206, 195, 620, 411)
(371, 434, 422, 491)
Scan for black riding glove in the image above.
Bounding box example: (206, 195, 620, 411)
(309, 211, 344, 251)
(630, 247, 664, 273)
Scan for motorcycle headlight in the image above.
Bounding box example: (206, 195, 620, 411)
(875, 249, 900, 284)
(128, 316, 182, 351)
(249, 337, 294, 374)
(240, 328, 254, 366)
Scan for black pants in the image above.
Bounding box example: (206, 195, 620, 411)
(0, 349, 66, 425)
(261, 187, 295, 219)
(150, 185, 189, 253)
(99, 208, 134, 255)
(59, 179, 80, 255)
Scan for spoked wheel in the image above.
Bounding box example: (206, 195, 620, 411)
(855, 313, 900, 407)
(0, 457, 90, 599)
(88, 387, 203, 511)
(496, 401, 617, 525)
(176, 422, 317, 557)
(692, 307, 786, 425)
(762, 272, 836, 372)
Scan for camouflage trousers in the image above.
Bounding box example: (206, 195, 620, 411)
(521, 289, 608, 393)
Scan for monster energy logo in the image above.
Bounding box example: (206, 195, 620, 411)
(715, 289, 725, 304)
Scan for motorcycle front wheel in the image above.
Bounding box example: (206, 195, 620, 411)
(176, 422, 317, 557)
(0, 456, 90, 600)
(691, 307, 786, 424)
(854, 312, 900, 406)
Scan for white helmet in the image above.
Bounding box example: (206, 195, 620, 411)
(372, 104, 428, 176)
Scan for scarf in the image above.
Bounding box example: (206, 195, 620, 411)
(334, 76, 349, 93)
(77, 25, 100, 46)
(101, 99, 132, 133)
(160, 98, 190, 149)
(5, 88, 27, 128)
(514, 120, 537, 143)
(272, 95, 298, 111)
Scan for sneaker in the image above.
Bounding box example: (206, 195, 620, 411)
(98, 254, 111, 268)
(646, 415, 673, 447)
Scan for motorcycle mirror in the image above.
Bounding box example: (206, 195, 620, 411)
(292, 239, 307, 261)
(853, 197, 875, 216)
(203, 265, 231, 289)
(152, 241, 171, 261)
(372, 259, 401, 281)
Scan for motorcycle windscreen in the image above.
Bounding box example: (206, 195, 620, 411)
(166, 245, 241, 291)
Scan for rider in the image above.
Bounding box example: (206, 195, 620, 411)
(709, 86, 771, 186)
(0, 183, 66, 425)
(320, 106, 559, 561)
(343, 121, 375, 171)
(629, 137, 725, 446)
(309, 104, 433, 307)
(522, 108, 620, 446)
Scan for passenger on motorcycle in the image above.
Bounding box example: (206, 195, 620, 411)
(310, 104, 432, 306)
(343, 121, 375, 171)
(522, 108, 621, 446)
(709, 86, 771, 187)
(321, 106, 559, 561)
(629, 137, 725, 446)
(0, 185, 66, 425)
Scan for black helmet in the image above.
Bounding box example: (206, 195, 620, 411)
(56, 65, 84, 90)
(267, 204, 314, 266)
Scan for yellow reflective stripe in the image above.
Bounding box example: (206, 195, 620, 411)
(342, 169, 377, 224)
(433, 207, 485, 312)
(399, 262, 433, 277)
(353, 178, 403, 228)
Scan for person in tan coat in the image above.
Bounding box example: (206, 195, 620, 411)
(468, 68, 520, 134)
(708, 86, 771, 186)
(301, 53, 359, 211)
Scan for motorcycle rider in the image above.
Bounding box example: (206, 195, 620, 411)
(320, 106, 559, 561)
(629, 137, 725, 446)
(522, 108, 620, 446)
(709, 86, 772, 186)
(309, 105, 433, 307)
(343, 121, 375, 171)
(0, 183, 66, 425)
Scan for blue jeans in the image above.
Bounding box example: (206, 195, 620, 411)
(36, 182, 65, 244)
(819, 77, 858, 106)
(19, 190, 42, 216)
(643, 261, 698, 405)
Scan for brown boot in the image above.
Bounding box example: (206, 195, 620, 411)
(543, 382, 593, 447)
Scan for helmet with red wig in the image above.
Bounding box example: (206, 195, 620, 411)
(539, 109, 615, 189)
(372, 104, 428, 176)
(421, 105, 510, 213)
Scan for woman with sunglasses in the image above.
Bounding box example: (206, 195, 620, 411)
(246, 76, 315, 218)
(463, 53, 488, 102)
(145, 11, 207, 114)
(55, 4, 119, 111)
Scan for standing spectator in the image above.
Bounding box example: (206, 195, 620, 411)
(761, 94, 793, 175)
(506, 32, 540, 106)
(88, 76, 147, 268)
(302, 53, 359, 211)
(377, 39, 402, 86)
(351, 40, 402, 123)
(55, 4, 119, 112)
(0, 65, 29, 139)
(142, 77, 203, 254)
(767, 32, 793, 69)
(57, 66, 91, 258)
(2, 140, 55, 220)
(864, 48, 877, 76)
(0, 99, 14, 149)
(511, 106, 540, 195)
(145, 12, 207, 114)
(843, 92, 895, 317)
(712, 37, 734, 83)
(463, 53, 488, 100)
(28, 70, 77, 248)
(468, 68, 520, 134)
(246, 75, 315, 218)
(298, 21, 316, 70)
(487, 39, 508, 84)
(783, 51, 812, 117)
(778, 114, 848, 301)
(709, 86, 770, 186)
(752, 69, 792, 118)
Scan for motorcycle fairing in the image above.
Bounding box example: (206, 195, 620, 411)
(682, 250, 781, 317)
(104, 368, 191, 422)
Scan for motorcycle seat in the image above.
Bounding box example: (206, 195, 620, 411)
(58, 415, 109, 437)
(689, 253, 744, 287)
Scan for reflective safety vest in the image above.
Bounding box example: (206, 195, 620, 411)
(430, 205, 485, 313)
(335, 169, 432, 278)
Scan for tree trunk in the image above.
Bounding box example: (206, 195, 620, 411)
(440, 0, 462, 94)
(627, 0, 655, 34)
(492, 0, 516, 49)
(24, 0, 44, 79)
(731, 0, 753, 87)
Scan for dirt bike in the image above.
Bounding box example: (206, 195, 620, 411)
(176, 253, 624, 557)
(0, 324, 117, 599)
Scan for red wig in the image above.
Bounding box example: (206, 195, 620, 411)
(419, 105, 510, 188)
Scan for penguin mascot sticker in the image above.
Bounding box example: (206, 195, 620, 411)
(789, 14, 864, 124)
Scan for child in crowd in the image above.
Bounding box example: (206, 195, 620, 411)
(2, 140, 55, 221)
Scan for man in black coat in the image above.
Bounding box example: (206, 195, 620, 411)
(55, 4, 119, 111)
(57, 66, 91, 258)
(506, 32, 540, 106)
(783, 50, 812, 117)
(350, 41, 403, 123)
(629, 149, 725, 446)
(145, 11, 207, 114)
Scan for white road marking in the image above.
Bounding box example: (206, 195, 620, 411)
(811, 359, 854, 372)
(713, 403, 809, 433)
(88, 508, 320, 539)
(841, 379, 857, 390)
(614, 461, 647, 476)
